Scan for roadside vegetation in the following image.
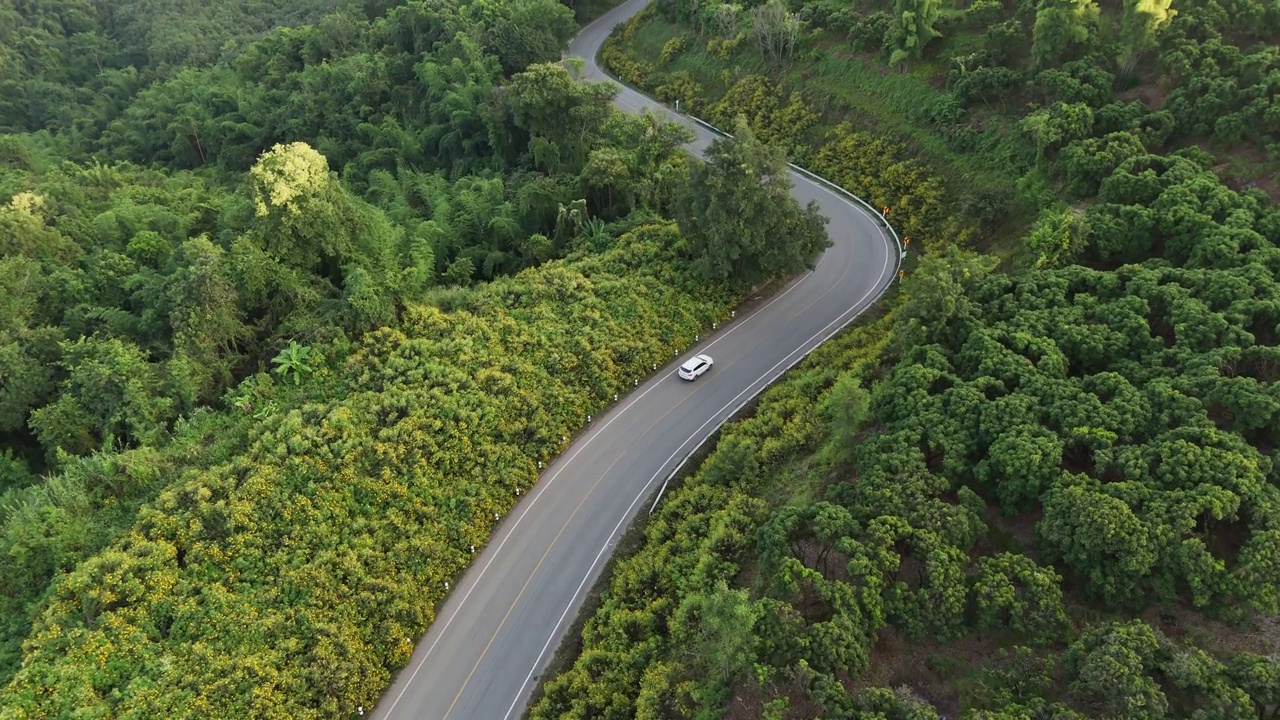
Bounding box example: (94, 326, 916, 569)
(533, 0, 1280, 716)
(600, 0, 1279, 254)
(0, 0, 846, 715)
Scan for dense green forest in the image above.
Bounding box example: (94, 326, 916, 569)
(6, 0, 1280, 715)
(531, 0, 1280, 717)
(0, 0, 842, 714)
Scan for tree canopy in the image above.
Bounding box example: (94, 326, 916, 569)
(673, 117, 829, 286)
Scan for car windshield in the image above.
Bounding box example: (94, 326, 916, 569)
(683, 360, 703, 371)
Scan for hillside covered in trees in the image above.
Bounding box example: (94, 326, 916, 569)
(0, 0, 844, 715)
(531, 0, 1280, 717)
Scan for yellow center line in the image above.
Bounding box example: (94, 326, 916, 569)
(442, 391, 693, 718)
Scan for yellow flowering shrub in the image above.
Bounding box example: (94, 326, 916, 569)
(3, 224, 734, 717)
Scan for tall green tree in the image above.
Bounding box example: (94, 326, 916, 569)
(1024, 205, 1091, 268)
(751, 0, 805, 65)
(1036, 481, 1158, 606)
(1064, 621, 1169, 719)
(1021, 102, 1095, 164)
(673, 117, 829, 286)
(669, 580, 762, 692)
(466, 0, 577, 75)
(1119, 0, 1176, 78)
(895, 244, 999, 346)
(247, 141, 402, 323)
(970, 553, 1070, 638)
(887, 0, 944, 69)
(488, 62, 618, 174)
(0, 255, 63, 434)
(819, 373, 872, 464)
(165, 236, 251, 403)
(1031, 0, 1099, 69)
(625, 111, 694, 213)
(27, 336, 174, 461)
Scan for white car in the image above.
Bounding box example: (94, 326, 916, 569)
(678, 354, 713, 381)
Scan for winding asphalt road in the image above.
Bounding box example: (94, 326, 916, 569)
(368, 1, 900, 718)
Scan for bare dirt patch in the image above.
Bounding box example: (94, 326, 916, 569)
(1193, 140, 1280, 201)
(985, 505, 1042, 556)
(725, 671, 827, 720)
(847, 625, 1022, 717)
(1144, 603, 1280, 657)
(1118, 76, 1169, 111)
(792, 537, 853, 583)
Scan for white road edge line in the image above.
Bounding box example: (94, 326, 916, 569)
(499, 205, 895, 720)
(377, 267, 815, 719)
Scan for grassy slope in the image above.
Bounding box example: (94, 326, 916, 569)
(614, 14, 1037, 255)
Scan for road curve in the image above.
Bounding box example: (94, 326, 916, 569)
(367, 1, 899, 718)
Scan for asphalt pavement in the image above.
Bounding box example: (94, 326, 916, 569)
(367, 1, 899, 717)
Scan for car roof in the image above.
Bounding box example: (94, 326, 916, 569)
(680, 355, 710, 370)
